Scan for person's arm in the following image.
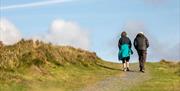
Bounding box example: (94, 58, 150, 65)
(133, 38, 137, 49)
(145, 37, 149, 48)
(128, 38, 132, 48)
(118, 38, 122, 50)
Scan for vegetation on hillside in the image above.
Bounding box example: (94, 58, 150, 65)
(0, 39, 100, 70)
(0, 39, 179, 91)
(129, 60, 180, 91)
(0, 39, 121, 91)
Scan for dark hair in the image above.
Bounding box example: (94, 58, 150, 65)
(121, 31, 127, 37)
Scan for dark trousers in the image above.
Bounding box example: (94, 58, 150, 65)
(122, 56, 130, 63)
(137, 50, 147, 70)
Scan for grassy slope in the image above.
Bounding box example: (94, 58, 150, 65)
(0, 40, 121, 91)
(1, 40, 180, 91)
(129, 61, 180, 91)
(0, 61, 121, 91)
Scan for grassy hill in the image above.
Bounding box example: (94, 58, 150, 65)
(0, 39, 179, 91)
(0, 39, 121, 91)
(129, 60, 180, 91)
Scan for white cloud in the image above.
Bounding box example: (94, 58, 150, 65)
(122, 21, 147, 39)
(0, 18, 22, 45)
(35, 19, 90, 49)
(0, 0, 74, 10)
(0, 18, 90, 49)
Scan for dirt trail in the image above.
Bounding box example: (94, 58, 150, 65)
(80, 64, 151, 91)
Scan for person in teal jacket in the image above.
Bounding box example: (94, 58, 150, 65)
(118, 31, 133, 71)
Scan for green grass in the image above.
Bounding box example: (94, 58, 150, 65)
(0, 61, 121, 91)
(129, 61, 180, 91)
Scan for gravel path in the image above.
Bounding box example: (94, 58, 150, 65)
(80, 64, 151, 91)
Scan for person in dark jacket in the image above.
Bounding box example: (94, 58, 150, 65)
(134, 32, 149, 73)
(118, 31, 133, 71)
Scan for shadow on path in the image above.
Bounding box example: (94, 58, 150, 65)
(96, 63, 140, 73)
(96, 63, 121, 71)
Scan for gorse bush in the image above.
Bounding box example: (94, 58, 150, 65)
(0, 39, 100, 70)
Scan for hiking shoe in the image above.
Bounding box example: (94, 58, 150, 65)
(127, 68, 130, 71)
(140, 70, 145, 73)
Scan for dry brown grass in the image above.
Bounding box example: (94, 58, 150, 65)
(0, 39, 121, 91)
(0, 39, 100, 70)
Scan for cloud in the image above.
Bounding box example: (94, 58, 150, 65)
(35, 19, 90, 49)
(0, 0, 74, 10)
(0, 18, 90, 49)
(0, 18, 22, 45)
(121, 21, 147, 39)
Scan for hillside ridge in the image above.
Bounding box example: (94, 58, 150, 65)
(0, 39, 100, 70)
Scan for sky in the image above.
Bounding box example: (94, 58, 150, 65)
(0, 0, 180, 62)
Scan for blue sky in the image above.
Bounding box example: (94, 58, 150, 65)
(0, 0, 180, 62)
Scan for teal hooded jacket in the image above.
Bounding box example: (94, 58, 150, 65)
(118, 44, 132, 60)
